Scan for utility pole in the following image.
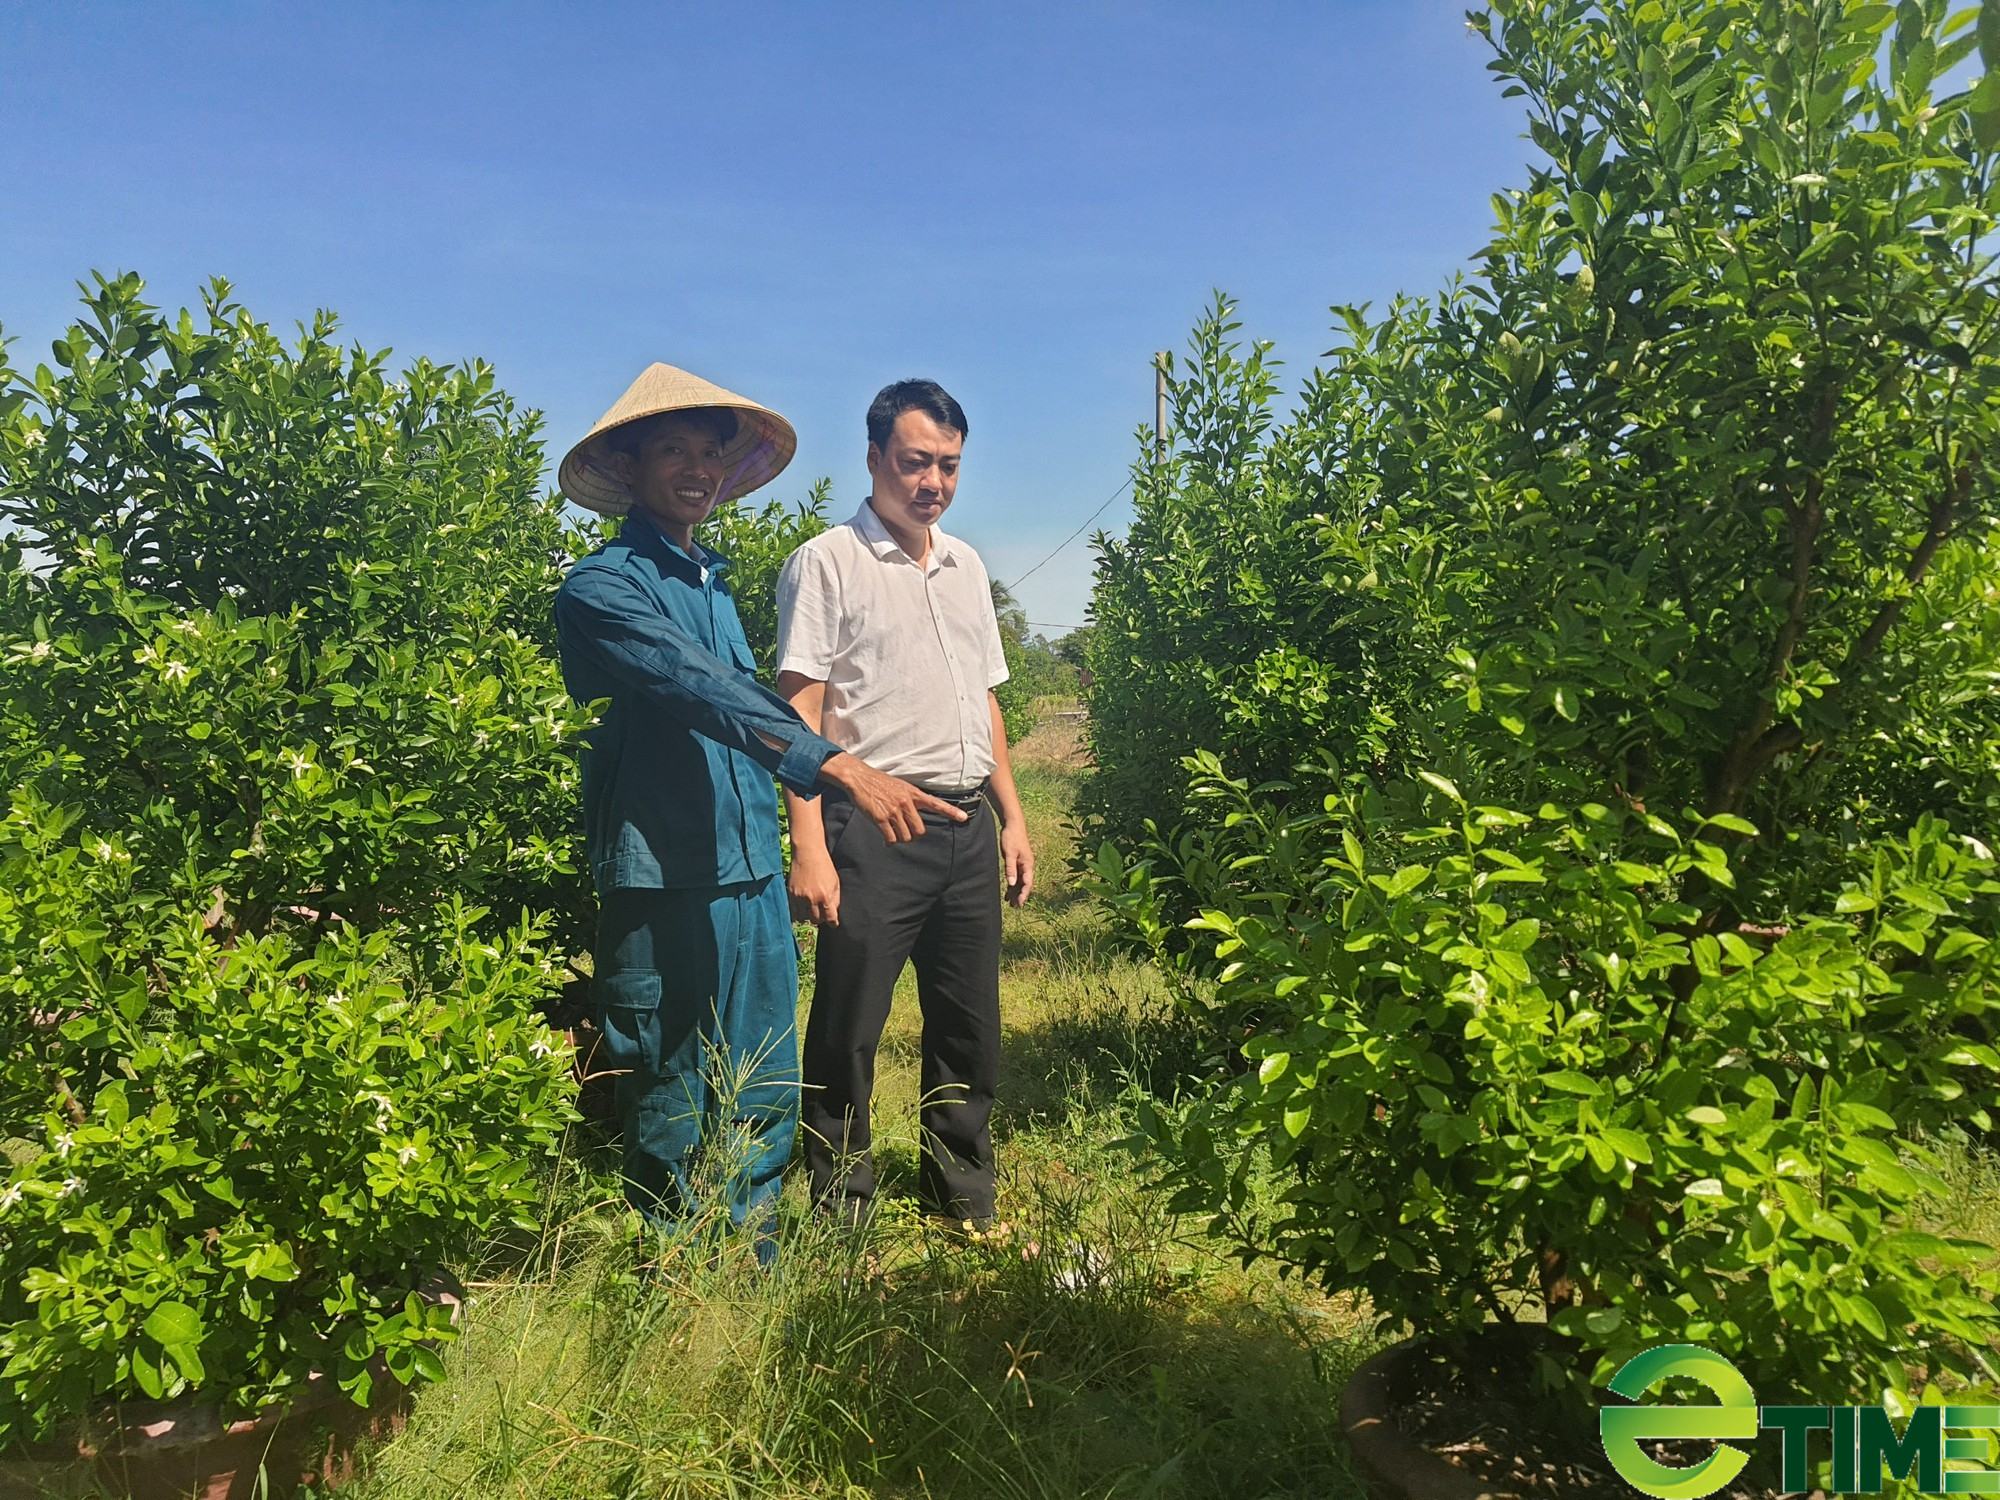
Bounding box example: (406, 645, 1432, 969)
(1153, 351, 1169, 465)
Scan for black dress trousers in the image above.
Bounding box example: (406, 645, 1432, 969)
(801, 790, 1003, 1220)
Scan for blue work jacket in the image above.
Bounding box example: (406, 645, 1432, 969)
(554, 513, 839, 891)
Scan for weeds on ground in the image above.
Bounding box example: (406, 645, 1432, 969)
(353, 1090, 1367, 1500)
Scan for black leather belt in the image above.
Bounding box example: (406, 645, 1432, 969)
(921, 782, 990, 810)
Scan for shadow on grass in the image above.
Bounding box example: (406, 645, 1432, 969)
(999, 981, 1212, 1140)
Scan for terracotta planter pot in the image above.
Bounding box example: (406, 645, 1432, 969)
(1340, 1335, 1514, 1500)
(0, 1371, 410, 1500)
(0, 1281, 461, 1500)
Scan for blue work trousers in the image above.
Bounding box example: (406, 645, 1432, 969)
(593, 876, 800, 1235)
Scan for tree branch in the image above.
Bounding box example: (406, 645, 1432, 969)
(1705, 453, 1977, 818)
(1706, 465, 1825, 817)
(1842, 461, 1974, 673)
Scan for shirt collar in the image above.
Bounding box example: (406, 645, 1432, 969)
(854, 499, 958, 567)
(623, 512, 731, 578)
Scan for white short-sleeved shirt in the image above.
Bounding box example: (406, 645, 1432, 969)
(776, 501, 1010, 792)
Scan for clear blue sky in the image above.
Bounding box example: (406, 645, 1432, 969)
(1, 1, 1529, 632)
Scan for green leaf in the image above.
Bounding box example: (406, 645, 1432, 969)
(1602, 1127, 1654, 1164)
(143, 1302, 203, 1348)
(244, 1242, 300, 1282)
(1543, 1071, 1600, 1095)
(1881, 1230, 1953, 1259)
(1383, 864, 1432, 899)
(1899, 884, 1953, 916)
(1976, 94, 2000, 150)
(166, 1340, 207, 1385)
(130, 1346, 166, 1399)
(1941, 1044, 2000, 1069)
(1584, 1307, 1624, 1338)
(1417, 771, 1464, 804)
(1837, 1292, 1888, 1341)
(1936, 929, 1988, 962)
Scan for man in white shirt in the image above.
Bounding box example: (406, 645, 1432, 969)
(775, 379, 1033, 1231)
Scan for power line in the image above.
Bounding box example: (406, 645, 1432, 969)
(1003, 474, 1133, 592)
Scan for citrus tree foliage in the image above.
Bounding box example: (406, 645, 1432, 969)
(701, 479, 833, 673)
(0, 794, 573, 1441)
(0, 275, 585, 1438)
(0, 274, 597, 954)
(1082, 307, 1391, 851)
(1093, 0, 2000, 1408)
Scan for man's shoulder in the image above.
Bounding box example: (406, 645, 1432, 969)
(807, 514, 873, 552)
(558, 537, 645, 597)
(784, 519, 867, 575)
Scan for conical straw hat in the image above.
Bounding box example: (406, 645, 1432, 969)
(559, 363, 797, 515)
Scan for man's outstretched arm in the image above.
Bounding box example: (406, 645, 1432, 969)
(558, 572, 964, 842)
(557, 568, 837, 792)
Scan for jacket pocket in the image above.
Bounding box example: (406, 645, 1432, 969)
(594, 968, 663, 1076)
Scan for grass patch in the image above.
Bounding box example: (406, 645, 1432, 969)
(352, 713, 1370, 1499)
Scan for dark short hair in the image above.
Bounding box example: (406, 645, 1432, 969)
(603, 406, 739, 459)
(866, 379, 968, 451)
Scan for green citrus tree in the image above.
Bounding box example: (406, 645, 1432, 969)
(0, 275, 586, 1441)
(1095, 0, 2000, 1416)
(0, 273, 597, 953)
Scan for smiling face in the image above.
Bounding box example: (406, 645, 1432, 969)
(865, 409, 964, 556)
(610, 414, 730, 545)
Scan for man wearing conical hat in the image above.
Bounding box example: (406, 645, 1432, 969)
(554, 364, 966, 1265)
